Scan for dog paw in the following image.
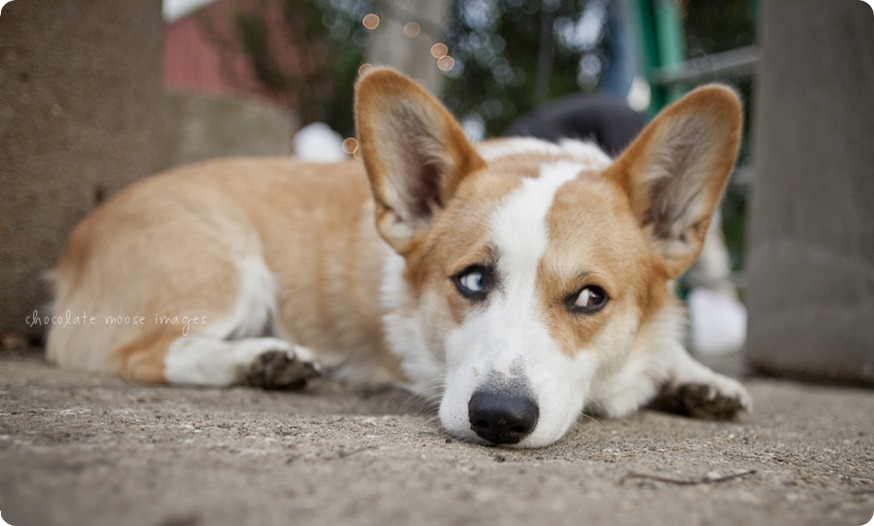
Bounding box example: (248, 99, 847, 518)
(653, 375, 752, 420)
(241, 346, 321, 390)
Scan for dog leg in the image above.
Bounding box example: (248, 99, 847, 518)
(116, 332, 179, 384)
(653, 349, 752, 419)
(161, 335, 321, 389)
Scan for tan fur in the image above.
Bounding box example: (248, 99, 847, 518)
(539, 174, 652, 357)
(116, 331, 176, 383)
(48, 158, 399, 382)
(533, 85, 741, 358)
(411, 172, 522, 324)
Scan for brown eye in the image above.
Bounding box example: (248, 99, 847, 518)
(568, 286, 609, 314)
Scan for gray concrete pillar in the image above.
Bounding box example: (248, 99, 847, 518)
(745, 0, 874, 384)
(0, 1, 164, 339)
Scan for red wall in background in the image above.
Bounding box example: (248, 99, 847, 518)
(161, 0, 299, 109)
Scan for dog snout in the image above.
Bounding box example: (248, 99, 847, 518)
(468, 388, 539, 445)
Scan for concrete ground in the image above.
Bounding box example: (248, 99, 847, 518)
(0, 348, 871, 526)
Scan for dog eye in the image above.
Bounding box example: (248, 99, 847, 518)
(569, 286, 609, 314)
(452, 265, 493, 301)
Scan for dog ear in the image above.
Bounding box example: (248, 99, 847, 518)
(606, 85, 742, 278)
(355, 68, 485, 254)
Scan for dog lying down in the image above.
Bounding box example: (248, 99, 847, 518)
(47, 68, 751, 448)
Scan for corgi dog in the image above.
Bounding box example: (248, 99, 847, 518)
(47, 68, 751, 448)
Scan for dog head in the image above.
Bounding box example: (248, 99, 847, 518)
(355, 68, 741, 447)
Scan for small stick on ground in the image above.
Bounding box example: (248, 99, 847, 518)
(336, 445, 378, 459)
(619, 469, 757, 486)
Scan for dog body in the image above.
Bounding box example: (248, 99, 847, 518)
(47, 69, 750, 447)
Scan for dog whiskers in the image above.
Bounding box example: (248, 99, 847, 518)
(577, 412, 604, 428)
(399, 394, 439, 416)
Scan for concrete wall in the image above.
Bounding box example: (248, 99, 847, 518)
(0, 2, 297, 341)
(0, 1, 165, 340)
(160, 91, 295, 171)
(745, 0, 874, 385)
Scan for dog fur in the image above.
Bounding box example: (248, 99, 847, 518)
(46, 68, 751, 447)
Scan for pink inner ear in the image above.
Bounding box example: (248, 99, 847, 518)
(394, 153, 444, 220)
(372, 104, 453, 221)
(639, 125, 713, 242)
(364, 103, 485, 220)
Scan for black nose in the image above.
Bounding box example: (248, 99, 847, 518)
(468, 389, 539, 445)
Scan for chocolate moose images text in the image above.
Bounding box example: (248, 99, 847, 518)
(27, 310, 208, 336)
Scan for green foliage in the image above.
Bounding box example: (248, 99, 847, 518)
(200, 0, 366, 135)
(443, 0, 605, 137)
(206, 0, 609, 138)
(312, 0, 371, 135)
(683, 0, 756, 55)
(236, 11, 288, 92)
(208, 0, 758, 210)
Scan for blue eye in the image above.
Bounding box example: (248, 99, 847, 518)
(452, 265, 494, 301)
(459, 271, 484, 292)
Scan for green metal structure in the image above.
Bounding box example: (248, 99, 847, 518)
(635, 0, 686, 115)
(635, 0, 761, 117)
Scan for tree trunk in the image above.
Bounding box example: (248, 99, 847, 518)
(366, 0, 451, 95)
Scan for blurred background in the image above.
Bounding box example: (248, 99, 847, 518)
(1, 0, 872, 385)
